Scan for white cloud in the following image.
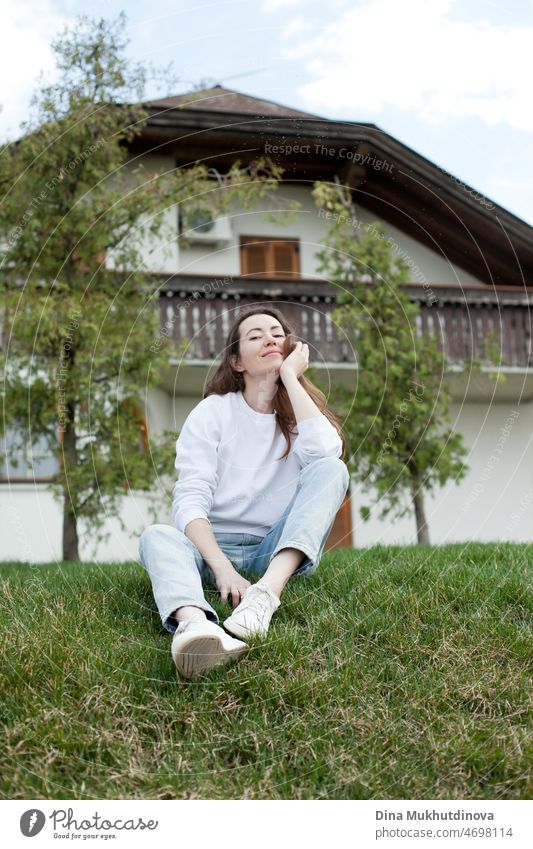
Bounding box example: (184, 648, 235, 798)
(486, 173, 533, 225)
(0, 0, 72, 140)
(283, 0, 533, 131)
(262, 0, 302, 12)
(280, 17, 311, 40)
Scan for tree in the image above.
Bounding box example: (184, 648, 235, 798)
(0, 14, 283, 560)
(312, 180, 469, 544)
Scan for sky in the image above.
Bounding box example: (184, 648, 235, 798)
(2, 0, 533, 226)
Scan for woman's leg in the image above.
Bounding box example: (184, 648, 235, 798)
(252, 456, 350, 593)
(259, 548, 306, 598)
(223, 457, 350, 638)
(138, 523, 219, 633)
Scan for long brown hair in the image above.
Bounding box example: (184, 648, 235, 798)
(203, 305, 347, 461)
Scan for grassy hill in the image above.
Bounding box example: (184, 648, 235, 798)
(0, 543, 531, 799)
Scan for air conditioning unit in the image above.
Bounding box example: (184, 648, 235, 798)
(181, 209, 232, 245)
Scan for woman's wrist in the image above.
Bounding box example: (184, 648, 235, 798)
(207, 556, 237, 577)
(280, 368, 299, 386)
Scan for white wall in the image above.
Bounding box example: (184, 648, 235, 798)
(351, 399, 533, 546)
(176, 185, 483, 286)
(0, 394, 197, 563)
(105, 154, 179, 275)
(0, 485, 170, 563)
(3, 390, 533, 561)
(112, 171, 484, 286)
(144, 385, 173, 436)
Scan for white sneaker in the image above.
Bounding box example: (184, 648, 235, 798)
(223, 582, 281, 639)
(171, 619, 248, 679)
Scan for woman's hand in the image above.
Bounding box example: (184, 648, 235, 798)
(279, 340, 309, 383)
(214, 564, 252, 609)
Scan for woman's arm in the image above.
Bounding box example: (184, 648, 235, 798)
(173, 398, 250, 607)
(280, 341, 343, 464)
(281, 371, 321, 423)
(279, 342, 321, 423)
(184, 518, 233, 570)
(279, 341, 320, 423)
(184, 518, 251, 609)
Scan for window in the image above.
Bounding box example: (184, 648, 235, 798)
(240, 237, 300, 278)
(1, 427, 60, 482)
(1, 402, 148, 484)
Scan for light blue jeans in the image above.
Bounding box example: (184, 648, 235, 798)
(139, 457, 350, 633)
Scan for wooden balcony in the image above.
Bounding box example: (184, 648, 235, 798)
(156, 275, 533, 368)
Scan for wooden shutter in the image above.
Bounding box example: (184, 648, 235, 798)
(240, 237, 300, 278)
(272, 240, 298, 277)
(242, 240, 268, 275)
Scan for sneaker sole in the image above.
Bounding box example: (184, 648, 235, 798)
(172, 634, 248, 679)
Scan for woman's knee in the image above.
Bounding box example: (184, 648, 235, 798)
(139, 523, 184, 556)
(335, 458, 350, 491)
(305, 456, 350, 491)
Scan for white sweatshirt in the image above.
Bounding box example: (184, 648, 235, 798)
(172, 390, 343, 536)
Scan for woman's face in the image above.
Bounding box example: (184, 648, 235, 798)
(231, 314, 289, 378)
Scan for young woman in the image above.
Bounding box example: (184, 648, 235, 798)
(139, 305, 350, 679)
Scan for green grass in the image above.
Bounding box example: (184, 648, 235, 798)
(0, 543, 531, 800)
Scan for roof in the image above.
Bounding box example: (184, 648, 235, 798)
(147, 84, 323, 120)
(135, 86, 533, 287)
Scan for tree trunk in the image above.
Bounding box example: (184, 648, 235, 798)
(412, 486, 430, 545)
(407, 455, 430, 545)
(62, 398, 79, 561)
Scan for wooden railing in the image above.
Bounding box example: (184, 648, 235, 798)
(156, 276, 533, 367)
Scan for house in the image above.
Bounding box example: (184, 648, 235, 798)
(2, 86, 533, 560)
